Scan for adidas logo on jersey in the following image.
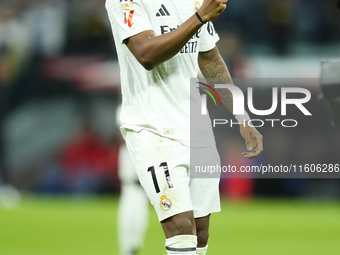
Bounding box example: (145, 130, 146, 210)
(156, 4, 170, 16)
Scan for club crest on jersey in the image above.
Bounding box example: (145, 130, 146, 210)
(160, 195, 172, 211)
(122, 3, 133, 9)
(194, 0, 201, 12)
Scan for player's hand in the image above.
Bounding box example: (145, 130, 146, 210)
(239, 122, 263, 159)
(198, 0, 228, 22)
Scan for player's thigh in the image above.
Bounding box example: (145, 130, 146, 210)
(125, 130, 193, 222)
(190, 145, 221, 218)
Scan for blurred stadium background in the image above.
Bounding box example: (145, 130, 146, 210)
(0, 0, 340, 254)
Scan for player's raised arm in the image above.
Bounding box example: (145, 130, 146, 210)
(124, 0, 228, 70)
(198, 47, 263, 159)
(198, 47, 234, 112)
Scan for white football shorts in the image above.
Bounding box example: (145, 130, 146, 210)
(123, 129, 221, 222)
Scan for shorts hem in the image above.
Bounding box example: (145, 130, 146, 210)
(193, 208, 221, 219)
(158, 208, 193, 222)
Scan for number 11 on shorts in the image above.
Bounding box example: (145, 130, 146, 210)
(147, 162, 174, 194)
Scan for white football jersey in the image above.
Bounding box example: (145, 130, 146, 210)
(106, 0, 219, 147)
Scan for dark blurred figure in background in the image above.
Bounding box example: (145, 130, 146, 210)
(0, 0, 68, 170)
(59, 118, 119, 194)
(0, 1, 24, 184)
(0, 1, 25, 206)
(267, 0, 293, 55)
(217, 32, 254, 78)
(65, 0, 115, 57)
(39, 117, 120, 195)
(0, 0, 68, 108)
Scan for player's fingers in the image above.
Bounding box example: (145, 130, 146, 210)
(254, 134, 264, 153)
(252, 142, 263, 157)
(257, 141, 264, 155)
(250, 133, 263, 151)
(242, 148, 261, 159)
(244, 132, 255, 151)
(242, 136, 263, 159)
(220, 0, 228, 10)
(242, 151, 256, 159)
(245, 138, 253, 151)
(251, 139, 257, 151)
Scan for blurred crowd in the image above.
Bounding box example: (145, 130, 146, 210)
(0, 0, 340, 198)
(0, 0, 117, 194)
(0, 0, 339, 105)
(216, 0, 340, 55)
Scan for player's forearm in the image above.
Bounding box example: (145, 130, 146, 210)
(198, 47, 234, 113)
(125, 14, 203, 70)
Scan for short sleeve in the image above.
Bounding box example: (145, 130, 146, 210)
(199, 21, 220, 52)
(105, 0, 153, 43)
